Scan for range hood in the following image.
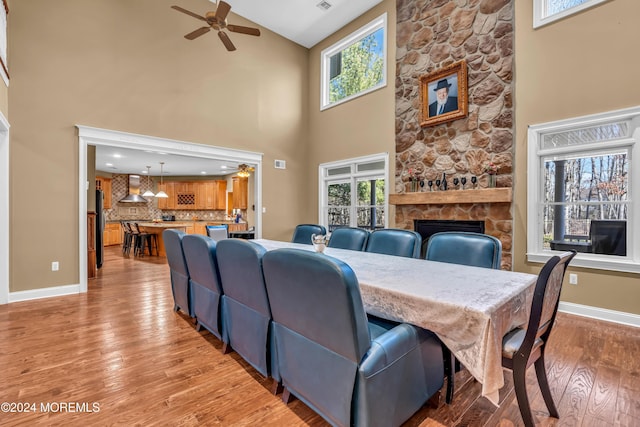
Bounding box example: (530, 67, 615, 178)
(119, 175, 148, 203)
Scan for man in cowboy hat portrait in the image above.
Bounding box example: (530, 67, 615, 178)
(428, 77, 459, 117)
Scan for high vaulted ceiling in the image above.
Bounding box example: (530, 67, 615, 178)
(216, 0, 383, 48)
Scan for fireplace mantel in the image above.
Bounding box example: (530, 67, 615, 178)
(389, 187, 512, 205)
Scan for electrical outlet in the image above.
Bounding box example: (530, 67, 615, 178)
(569, 273, 578, 285)
(51, 261, 59, 271)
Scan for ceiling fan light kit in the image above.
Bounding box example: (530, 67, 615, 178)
(171, 1, 260, 52)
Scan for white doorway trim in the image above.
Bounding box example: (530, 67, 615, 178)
(0, 111, 9, 304)
(78, 125, 263, 293)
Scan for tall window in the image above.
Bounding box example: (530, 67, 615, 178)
(527, 106, 640, 273)
(0, 0, 8, 86)
(533, 0, 610, 28)
(320, 14, 386, 111)
(319, 154, 388, 231)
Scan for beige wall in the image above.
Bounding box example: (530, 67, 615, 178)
(514, 0, 640, 314)
(307, 0, 396, 218)
(8, 0, 309, 292)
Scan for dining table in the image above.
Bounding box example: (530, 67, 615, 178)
(252, 239, 538, 405)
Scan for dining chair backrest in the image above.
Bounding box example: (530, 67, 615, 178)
(262, 248, 445, 427)
(163, 229, 192, 317)
(327, 227, 369, 251)
(365, 228, 422, 258)
(501, 250, 576, 427)
(425, 231, 502, 269)
(216, 239, 275, 378)
(206, 224, 228, 241)
(182, 234, 224, 338)
(291, 224, 326, 245)
(518, 250, 576, 358)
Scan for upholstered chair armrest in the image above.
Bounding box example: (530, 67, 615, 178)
(360, 323, 422, 377)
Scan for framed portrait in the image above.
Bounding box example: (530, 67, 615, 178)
(420, 60, 468, 127)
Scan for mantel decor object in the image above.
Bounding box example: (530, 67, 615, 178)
(420, 60, 468, 127)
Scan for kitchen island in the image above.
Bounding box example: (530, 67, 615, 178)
(136, 221, 248, 256)
(137, 223, 187, 257)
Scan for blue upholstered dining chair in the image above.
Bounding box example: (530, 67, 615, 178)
(424, 231, 502, 403)
(364, 228, 422, 258)
(182, 234, 224, 339)
(327, 227, 369, 251)
(502, 250, 576, 427)
(425, 231, 502, 269)
(262, 248, 444, 427)
(163, 229, 192, 317)
(216, 239, 279, 389)
(291, 223, 326, 245)
(206, 224, 228, 242)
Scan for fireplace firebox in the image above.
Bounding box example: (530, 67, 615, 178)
(414, 219, 485, 257)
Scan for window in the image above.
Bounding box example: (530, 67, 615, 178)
(320, 14, 386, 110)
(527, 106, 640, 273)
(0, 0, 8, 86)
(533, 0, 610, 28)
(319, 154, 388, 232)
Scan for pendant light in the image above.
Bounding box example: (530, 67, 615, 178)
(142, 166, 155, 197)
(155, 162, 169, 198)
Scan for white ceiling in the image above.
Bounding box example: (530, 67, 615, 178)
(95, 145, 244, 177)
(216, 0, 383, 48)
(96, 0, 382, 175)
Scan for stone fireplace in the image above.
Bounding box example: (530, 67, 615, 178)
(393, 0, 514, 269)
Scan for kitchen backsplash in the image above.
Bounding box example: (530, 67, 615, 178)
(103, 174, 243, 222)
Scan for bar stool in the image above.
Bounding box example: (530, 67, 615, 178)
(121, 221, 133, 255)
(131, 223, 158, 257)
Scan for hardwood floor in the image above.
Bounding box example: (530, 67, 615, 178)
(0, 246, 638, 426)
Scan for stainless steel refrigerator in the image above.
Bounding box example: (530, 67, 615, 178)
(96, 189, 104, 269)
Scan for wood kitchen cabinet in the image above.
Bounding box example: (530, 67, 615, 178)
(157, 182, 176, 210)
(159, 180, 226, 210)
(104, 223, 123, 246)
(232, 177, 248, 210)
(96, 176, 112, 209)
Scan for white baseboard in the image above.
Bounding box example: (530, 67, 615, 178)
(559, 301, 640, 328)
(9, 284, 82, 303)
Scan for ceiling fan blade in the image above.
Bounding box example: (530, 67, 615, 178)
(218, 31, 236, 51)
(171, 6, 207, 21)
(215, 1, 231, 23)
(227, 25, 260, 37)
(184, 27, 211, 40)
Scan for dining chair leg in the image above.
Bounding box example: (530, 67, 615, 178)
(443, 347, 455, 404)
(270, 379, 283, 395)
(282, 387, 292, 404)
(513, 363, 536, 427)
(534, 354, 559, 418)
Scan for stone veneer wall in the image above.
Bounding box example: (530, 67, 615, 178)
(394, 0, 514, 269)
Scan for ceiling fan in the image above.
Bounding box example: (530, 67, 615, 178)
(236, 164, 254, 178)
(170, 1, 260, 52)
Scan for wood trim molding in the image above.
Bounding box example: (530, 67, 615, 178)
(389, 187, 512, 205)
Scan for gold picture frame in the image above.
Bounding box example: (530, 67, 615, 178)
(420, 60, 468, 127)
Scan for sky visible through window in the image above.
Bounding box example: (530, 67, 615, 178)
(547, 0, 589, 15)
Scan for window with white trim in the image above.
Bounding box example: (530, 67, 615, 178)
(527, 106, 640, 273)
(0, 0, 8, 86)
(533, 0, 610, 28)
(319, 154, 388, 232)
(320, 13, 386, 111)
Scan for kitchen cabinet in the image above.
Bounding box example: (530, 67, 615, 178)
(232, 177, 248, 210)
(104, 223, 123, 246)
(159, 180, 226, 211)
(96, 177, 112, 209)
(157, 182, 176, 210)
